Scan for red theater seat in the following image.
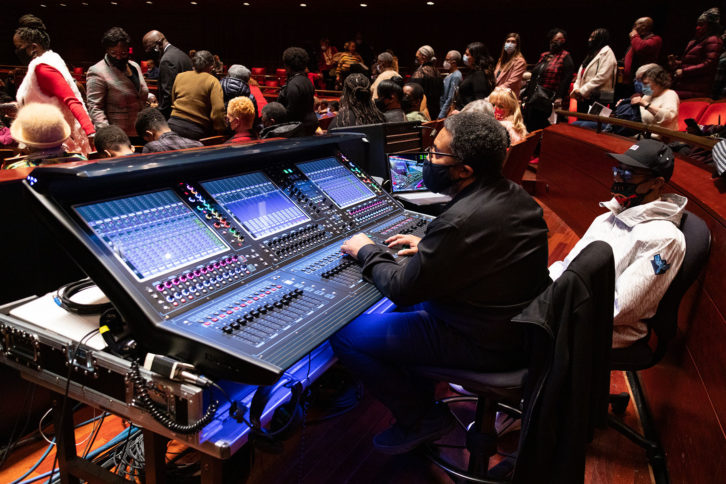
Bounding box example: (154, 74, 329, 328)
(677, 99, 710, 130)
(696, 101, 726, 126)
(264, 80, 279, 88)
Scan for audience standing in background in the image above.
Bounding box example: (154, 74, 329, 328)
(488, 87, 527, 144)
(376, 78, 407, 123)
(212, 54, 224, 77)
(225, 96, 257, 144)
(260, 102, 305, 139)
(145, 59, 159, 79)
(439, 50, 462, 119)
(142, 30, 192, 119)
(571, 28, 617, 114)
(334, 41, 367, 88)
(318, 38, 338, 90)
(494, 33, 527, 97)
(669, 8, 724, 100)
(622, 17, 662, 87)
(94, 125, 135, 158)
(168, 50, 226, 140)
(713, 31, 726, 99)
(135, 107, 202, 153)
(402, 83, 429, 122)
(411, 45, 444, 120)
(455, 42, 496, 110)
(86, 27, 149, 141)
(521, 28, 575, 131)
(328, 73, 385, 129)
(11, 15, 94, 156)
(4, 103, 83, 169)
(371, 52, 400, 100)
(278, 47, 319, 136)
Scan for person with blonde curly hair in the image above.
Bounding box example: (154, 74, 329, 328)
(488, 86, 527, 144)
(225, 96, 257, 144)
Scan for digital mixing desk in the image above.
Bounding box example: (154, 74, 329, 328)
(24, 135, 432, 384)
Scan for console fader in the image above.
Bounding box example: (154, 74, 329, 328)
(25, 134, 433, 384)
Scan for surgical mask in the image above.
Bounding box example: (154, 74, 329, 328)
(633, 79, 644, 94)
(443, 60, 451, 71)
(423, 159, 458, 194)
(494, 107, 506, 120)
(504, 42, 516, 54)
(462, 54, 470, 65)
(15, 46, 33, 65)
(108, 55, 128, 71)
(641, 84, 653, 96)
(611, 181, 650, 209)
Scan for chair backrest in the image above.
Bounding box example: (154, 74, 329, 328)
(421, 119, 444, 149)
(696, 102, 726, 126)
(677, 101, 710, 131)
(199, 135, 227, 146)
(501, 130, 542, 184)
(647, 211, 711, 364)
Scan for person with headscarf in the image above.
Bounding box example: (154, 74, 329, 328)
(410, 45, 444, 120)
(11, 14, 94, 156)
(328, 73, 385, 129)
(570, 28, 617, 113)
(669, 7, 724, 99)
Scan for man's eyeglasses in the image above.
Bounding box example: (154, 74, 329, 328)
(424, 145, 460, 162)
(612, 166, 652, 182)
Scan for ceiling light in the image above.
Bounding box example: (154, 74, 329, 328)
(190, 1, 198, 4)
(40, 3, 47, 6)
(59, 2, 67, 5)
(300, 3, 307, 6)
(110, 1, 118, 5)
(360, 3, 367, 6)
(427, 1, 435, 4)
(243, 1, 250, 4)
(146, 0, 153, 4)
(81, 1, 88, 4)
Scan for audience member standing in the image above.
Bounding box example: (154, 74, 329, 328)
(334, 41, 366, 87)
(86, 27, 149, 141)
(494, 33, 527, 97)
(411, 45, 444, 120)
(371, 52, 400, 100)
(439, 50, 462, 118)
(328, 74, 385, 129)
(142, 30, 192, 119)
(220, 65, 259, 116)
(135, 107, 202, 153)
(12, 15, 94, 156)
(455, 42, 496, 110)
(669, 8, 724, 100)
(278, 47, 318, 136)
(623, 17, 662, 85)
(376, 78, 407, 123)
(318, 38, 338, 89)
(571, 28, 617, 113)
(168, 50, 225, 140)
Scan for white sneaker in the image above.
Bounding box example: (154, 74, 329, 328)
(495, 411, 522, 436)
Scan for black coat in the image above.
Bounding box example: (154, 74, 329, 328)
(455, 70, 493, 109)
(511, 240, 614, 484)
(277, 73, 318, 136)
(158, 45, 193, 118)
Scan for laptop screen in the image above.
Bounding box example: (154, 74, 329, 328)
(388, 153, 428, 193)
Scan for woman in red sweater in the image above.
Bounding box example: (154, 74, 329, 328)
(11, 14, 95, 156)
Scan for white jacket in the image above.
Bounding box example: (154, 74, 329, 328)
(549, 194, 687, 348)
(572, 45, 617, 100)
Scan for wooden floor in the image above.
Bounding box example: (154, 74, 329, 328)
(0, 199, 654, 484)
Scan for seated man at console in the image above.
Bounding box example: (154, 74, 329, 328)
(549, 139, 686, 348)
(330, 111, 550, 454)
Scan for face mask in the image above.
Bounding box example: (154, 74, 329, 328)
(587, 39, 596, 50)
(633, 79, 644, 93)
(443, 60, 451, 71)
(494, 107, 506, 120)
(611, 181, 650, 209)
(15, 46, 33, 65)
(108, 56, 128, 71)
(423, 159, 458, 194)
(462, 54, 470, 65)
(550, 42, 564, 53)
(146, 44, 161, 60)
(414, 58, 421, 66)
(641, 84, 653, 96)
(504, 42, 516, 54)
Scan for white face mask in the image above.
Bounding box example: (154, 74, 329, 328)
(504, 42, 516, 54)
(462, 54, 470, 65)
(443, 60, 451, 71)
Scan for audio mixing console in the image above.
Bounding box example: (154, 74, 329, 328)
(25, 135, 432, 384)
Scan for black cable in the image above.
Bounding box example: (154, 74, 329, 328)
(54, 278, 113, 315)
(128, 361, 219, 434)
(0, 384, 34, 469)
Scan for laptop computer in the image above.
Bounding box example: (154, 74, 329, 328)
(387, 153, 451, 205)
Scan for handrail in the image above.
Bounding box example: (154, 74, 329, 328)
(556, 110, 718, 151)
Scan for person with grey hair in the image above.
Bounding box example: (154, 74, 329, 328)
(167, 50, 225, 139)
(439, 50, 463, 118)
(371, 52, 400, 100)
(220, 64, 259, 118)
(331, 111, 549, 455)
(460, 98, 495, 117)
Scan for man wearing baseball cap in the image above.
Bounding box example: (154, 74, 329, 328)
(549, 138, 687, 348)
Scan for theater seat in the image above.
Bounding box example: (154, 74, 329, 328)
(264, 80, 279, 88)
(677, 99, 710, 130)
(568, 97, 578, 123)
(502, 130, 542, 184)
(696, 102, 726, 126)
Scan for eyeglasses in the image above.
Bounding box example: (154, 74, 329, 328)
(107, 48, 130, 59)
(612, 166, 652, 182)
(425, 145, 460, 162)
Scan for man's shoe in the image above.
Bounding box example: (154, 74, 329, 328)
(373, 406, 456, 455)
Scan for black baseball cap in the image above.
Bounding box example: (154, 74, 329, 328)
(609, 139, 674, 181)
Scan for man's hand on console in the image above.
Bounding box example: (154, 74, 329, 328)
(385, 234, 422, 256)
(341, 233, 375, 258)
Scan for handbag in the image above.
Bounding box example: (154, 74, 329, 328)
(522, 58, 555, 112)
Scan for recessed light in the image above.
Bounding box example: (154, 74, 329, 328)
(360, 3, 367, 6)
(243, 1, 250, 4)
(81, 1, 88, 4)
(427, 1, 435, 4)
(190, 1, 198, 4)
(146, 0, 153, 4)
(59, 2, 67, 5)
(300, 3, 307, 6)
(40, 3, 47, 6)
(110, 1, 118, 5)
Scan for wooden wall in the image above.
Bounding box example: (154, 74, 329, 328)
(537, 123, 726, 482)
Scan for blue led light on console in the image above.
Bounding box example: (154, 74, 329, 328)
(202, 172, 310, 240)
(297, 157, 374, 209)
(75, 190, 228, 281)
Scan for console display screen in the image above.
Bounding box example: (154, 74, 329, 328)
(297, 157, 374, 209)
